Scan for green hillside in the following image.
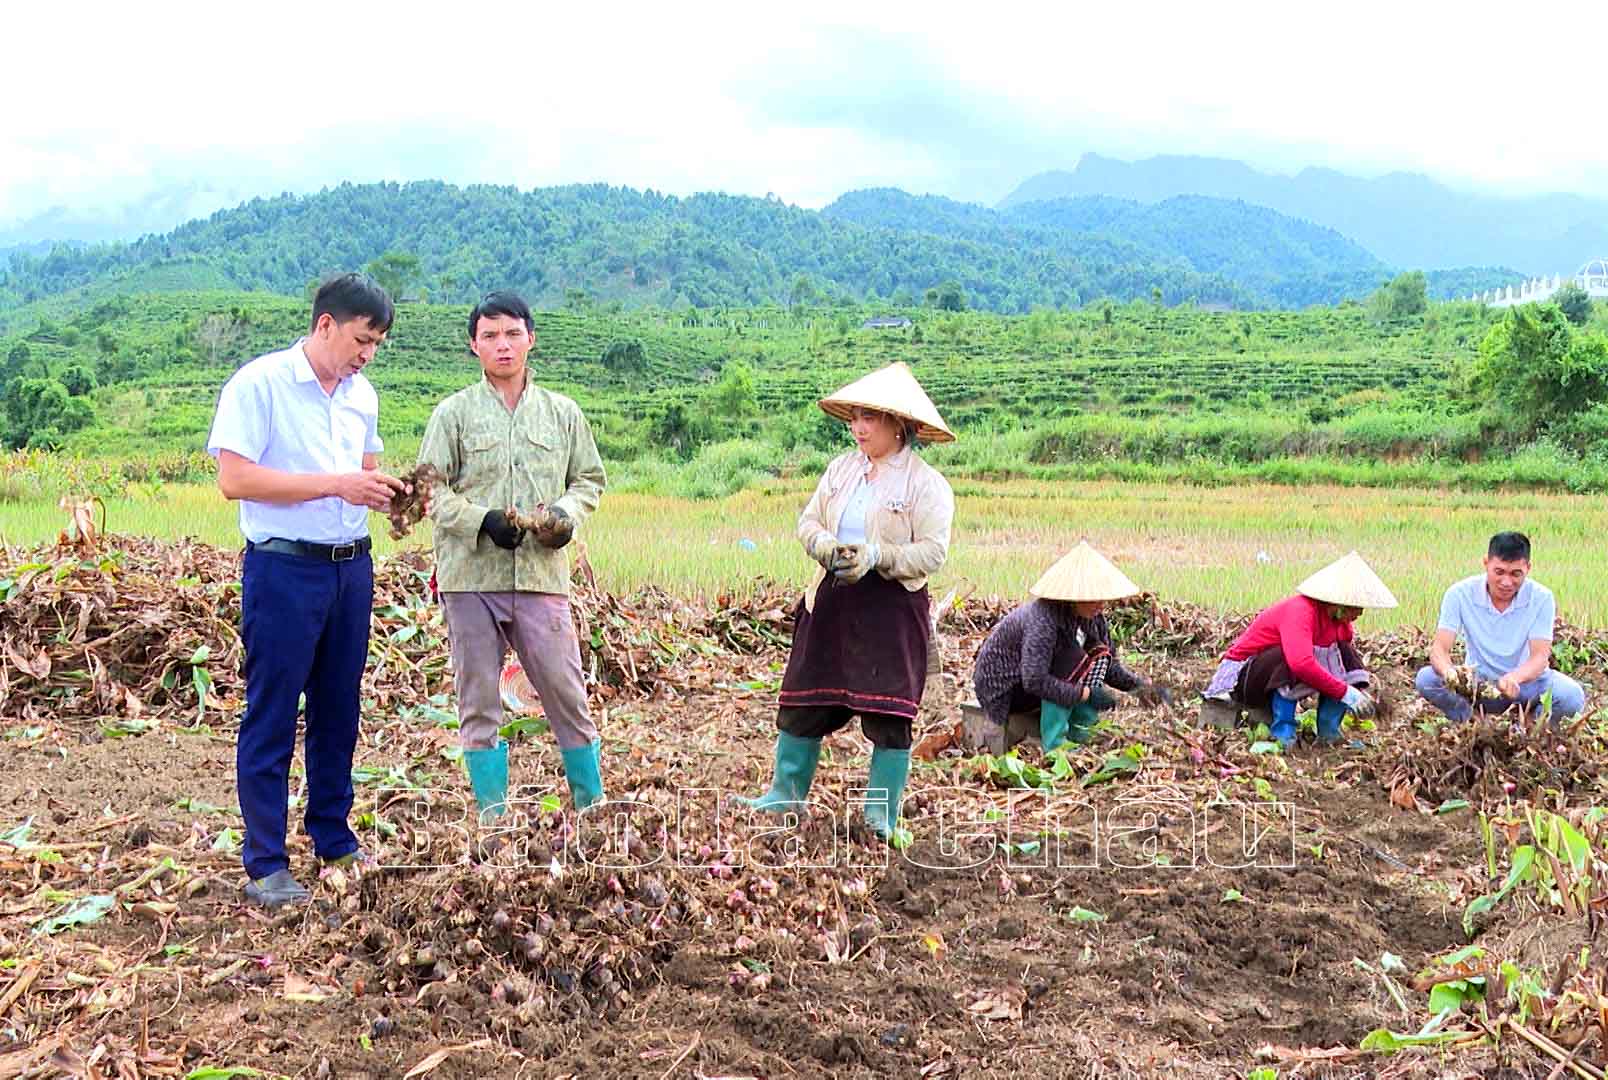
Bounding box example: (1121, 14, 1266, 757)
(824, 190, 1397, 307)
(0, 288, 1503, 459)
(7, 276, 1608, 497)
(0, 180, 1462, 322)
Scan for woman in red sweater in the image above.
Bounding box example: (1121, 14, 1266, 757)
(1201, 552, 1397, 747)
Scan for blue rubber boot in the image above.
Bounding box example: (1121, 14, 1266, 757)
(862, 747, 911, 843)
(559, 739, 605, 810)
(463, 739, 510, 819)
(1315, 697, 1347, 744)
(739, 733, 822, 814)
(1269, 694, 1299, 749)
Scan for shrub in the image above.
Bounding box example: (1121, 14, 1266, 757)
(671, 439, 779, 500)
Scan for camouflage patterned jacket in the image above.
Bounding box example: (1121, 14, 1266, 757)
(418, 376, 605, 594)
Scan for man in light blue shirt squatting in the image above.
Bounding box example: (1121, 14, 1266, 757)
(1416, 531, 1586, 723)
(206, 273, 412, 909)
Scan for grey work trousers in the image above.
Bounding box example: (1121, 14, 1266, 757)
(440, 591, 597, 751)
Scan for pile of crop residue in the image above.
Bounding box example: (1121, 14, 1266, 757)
(0, 533, 801, 727)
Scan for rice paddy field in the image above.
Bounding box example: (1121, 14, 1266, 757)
(3, 476, 1603, 630)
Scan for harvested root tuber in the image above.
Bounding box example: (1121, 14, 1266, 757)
(387, 464, 446, 540)
(505, 504, 547, 533)
(1445, 664, 1503, 703)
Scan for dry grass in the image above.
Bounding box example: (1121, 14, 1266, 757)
(3, 477, 1606, 629)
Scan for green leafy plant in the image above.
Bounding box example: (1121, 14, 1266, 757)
(188, 644, 212, 726)
(1463, 807, 1597, 933)
(1081, 744, 1145, 787)
(34, 893, 115, 935)
(1498, 960, 1548, 1025)
(499, 714, 551, 741)
(983, 751, 1068, 791)
(1358, 1026, 1471, 1053)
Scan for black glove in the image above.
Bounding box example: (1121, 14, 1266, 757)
(480, 508, 525, 551)
(532, 505, 575, 549)
(1133, 681, 1173, 708)
(1087, 684, 1119, 712)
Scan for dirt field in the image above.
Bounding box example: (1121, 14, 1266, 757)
(2, 536, 1605, 1079)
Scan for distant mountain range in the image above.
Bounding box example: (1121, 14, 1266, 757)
(824, 189, 1401, 307)
(0, 183, 245, 249)
(0, 242, 50, 270)
(1001, 153, 1608, 276)
(0, 179, 1522, 318)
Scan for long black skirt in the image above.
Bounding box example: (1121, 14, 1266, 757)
(777, 572, 930, 725)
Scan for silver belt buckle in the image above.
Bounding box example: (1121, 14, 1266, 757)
(330, 542, 357, 562)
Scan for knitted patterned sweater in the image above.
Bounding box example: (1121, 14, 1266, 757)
(973, 599, 1138, 718)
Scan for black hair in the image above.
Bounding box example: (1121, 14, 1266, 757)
(1488, 531, 1531, 562)
(309, 272, 394, 334)
(467, 291, 535, 341)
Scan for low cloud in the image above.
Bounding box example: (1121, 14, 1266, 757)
(4, 0, 1608, 242)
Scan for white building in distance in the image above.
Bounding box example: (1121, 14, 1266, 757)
(1471, 259, 1608, 307)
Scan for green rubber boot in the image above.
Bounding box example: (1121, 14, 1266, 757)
(1041, 700, 1101, 751)
(559, 739, 605, 810)
(463, 739, 509, 819)
(1040, 700, 1072, 752)
(1066, 702, 1100, 743)
(739, 733, 822, 814)
(862, 747, 911, 842)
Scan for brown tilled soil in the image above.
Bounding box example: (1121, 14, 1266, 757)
(2, 538, 1605, 1078)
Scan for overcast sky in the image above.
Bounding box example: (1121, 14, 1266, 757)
(5, 0, 1608, 241)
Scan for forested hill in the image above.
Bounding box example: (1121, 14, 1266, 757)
(0, 179, 1462, 318)
(824, 189, 1393, 308)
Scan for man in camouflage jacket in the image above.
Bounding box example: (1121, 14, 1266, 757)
(419, 291, 607, 817)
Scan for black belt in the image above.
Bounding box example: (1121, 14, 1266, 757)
(248, 537, 372, 562)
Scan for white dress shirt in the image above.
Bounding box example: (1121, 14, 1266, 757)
(206, 340, 383, 544)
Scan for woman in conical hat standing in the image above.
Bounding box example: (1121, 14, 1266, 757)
(972, 541, 1171, 751)
(740, 362, 955, 844)
(1200, 552, 1395, 748)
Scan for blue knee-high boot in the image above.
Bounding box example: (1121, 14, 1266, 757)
(1315, 697, 1347, 744)
(1269, 695, 1299, 749)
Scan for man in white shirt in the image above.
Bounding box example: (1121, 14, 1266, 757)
(1416, 531, 1586, 723)
(206, 273, 408, 908)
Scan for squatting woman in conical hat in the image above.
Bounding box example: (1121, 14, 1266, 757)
(740, 362, 955, 844)
(1200, 552, 1396, 748)
(972, 541, 1172, 752)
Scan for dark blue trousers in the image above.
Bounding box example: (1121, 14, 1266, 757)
(237, 546, 372, 879)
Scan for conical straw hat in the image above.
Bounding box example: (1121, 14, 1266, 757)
(1296, 551, 1398, 609)
(818, 361, 955, 444)
(1029, 541, 1141, 602)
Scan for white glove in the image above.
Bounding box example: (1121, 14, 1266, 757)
(831, 543, 880, 583)
(1341, 686, 1376, 718)
(805, 532, 839, 571)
